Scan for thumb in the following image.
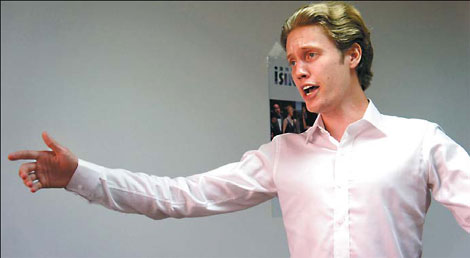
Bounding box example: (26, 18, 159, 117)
(42, 131, 63, 153)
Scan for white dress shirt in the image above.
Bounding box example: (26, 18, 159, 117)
(66, 101, 470, 258)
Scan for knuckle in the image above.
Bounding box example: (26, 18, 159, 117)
(36, 163, 44, 172)
(18, 166, 26, 177)
(19, 163, 31, 173)
(36, 152, 45, 159)
(19, 151, 30, 159)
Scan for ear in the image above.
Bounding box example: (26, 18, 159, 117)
(347, 43, 362, 69)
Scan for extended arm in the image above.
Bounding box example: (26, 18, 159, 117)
(9, 132, 278, 220)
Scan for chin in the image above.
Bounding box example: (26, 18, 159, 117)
(305, 103, 320, 113)
(302, 94, 322, 113)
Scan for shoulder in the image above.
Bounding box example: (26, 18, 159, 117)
(271, 131, 308, 148)
(379, 114, 441, 140)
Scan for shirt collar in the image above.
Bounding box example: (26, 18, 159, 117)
(305, 99, 386, 144)
(361, 99, 387, 135)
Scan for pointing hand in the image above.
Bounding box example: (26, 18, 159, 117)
(8, 132, 78, 193)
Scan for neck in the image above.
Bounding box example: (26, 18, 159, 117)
(321, 89, 368, 142)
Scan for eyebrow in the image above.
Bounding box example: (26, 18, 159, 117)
(286, 45, 322, 60)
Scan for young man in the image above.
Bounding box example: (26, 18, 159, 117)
(8, 2, 469, 258)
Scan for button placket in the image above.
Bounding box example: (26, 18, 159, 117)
(333, 141, 351, 258)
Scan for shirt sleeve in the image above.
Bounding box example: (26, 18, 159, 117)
(425, 124, 470, 233)
(65, 140, 278, 220)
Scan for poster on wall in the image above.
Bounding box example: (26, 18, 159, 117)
(267, 42, 318, 217)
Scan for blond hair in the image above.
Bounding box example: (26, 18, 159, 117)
(281, 1, 373, 90)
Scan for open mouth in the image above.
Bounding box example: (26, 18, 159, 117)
(303, 85, 319, 96)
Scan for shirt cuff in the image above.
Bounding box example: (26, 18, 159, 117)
(65, 159, 103, 199)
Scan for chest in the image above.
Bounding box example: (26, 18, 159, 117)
(274, 135, 428, 200)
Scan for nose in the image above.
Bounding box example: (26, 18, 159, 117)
(293, 61, 309, 81)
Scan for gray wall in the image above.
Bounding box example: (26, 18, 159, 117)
(1, 1, 469, 258)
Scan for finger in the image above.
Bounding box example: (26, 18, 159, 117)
(42, 131, 63, 153)
(31, 180, 42, 193)
(23, 173, 38, 188)
(8, 150, 40, 161)
(18, 162, 37, 179)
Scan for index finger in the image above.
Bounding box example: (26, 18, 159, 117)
(8, 150, 41, 161)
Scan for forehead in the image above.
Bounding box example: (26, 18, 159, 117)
(286, 25, 336, 56)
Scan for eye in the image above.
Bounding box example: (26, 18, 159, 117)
(306, 52, 316, 60)
(289, 60, 296, 66)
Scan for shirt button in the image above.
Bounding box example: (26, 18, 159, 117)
(337, 218, 344, 226)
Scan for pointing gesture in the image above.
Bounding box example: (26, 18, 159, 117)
(8, 132, 78, 193)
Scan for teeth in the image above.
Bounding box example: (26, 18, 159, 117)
(303, 85, 319, 95)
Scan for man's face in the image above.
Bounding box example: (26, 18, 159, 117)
(286, 25, 353, 114)
(273, 104, 281, 115)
